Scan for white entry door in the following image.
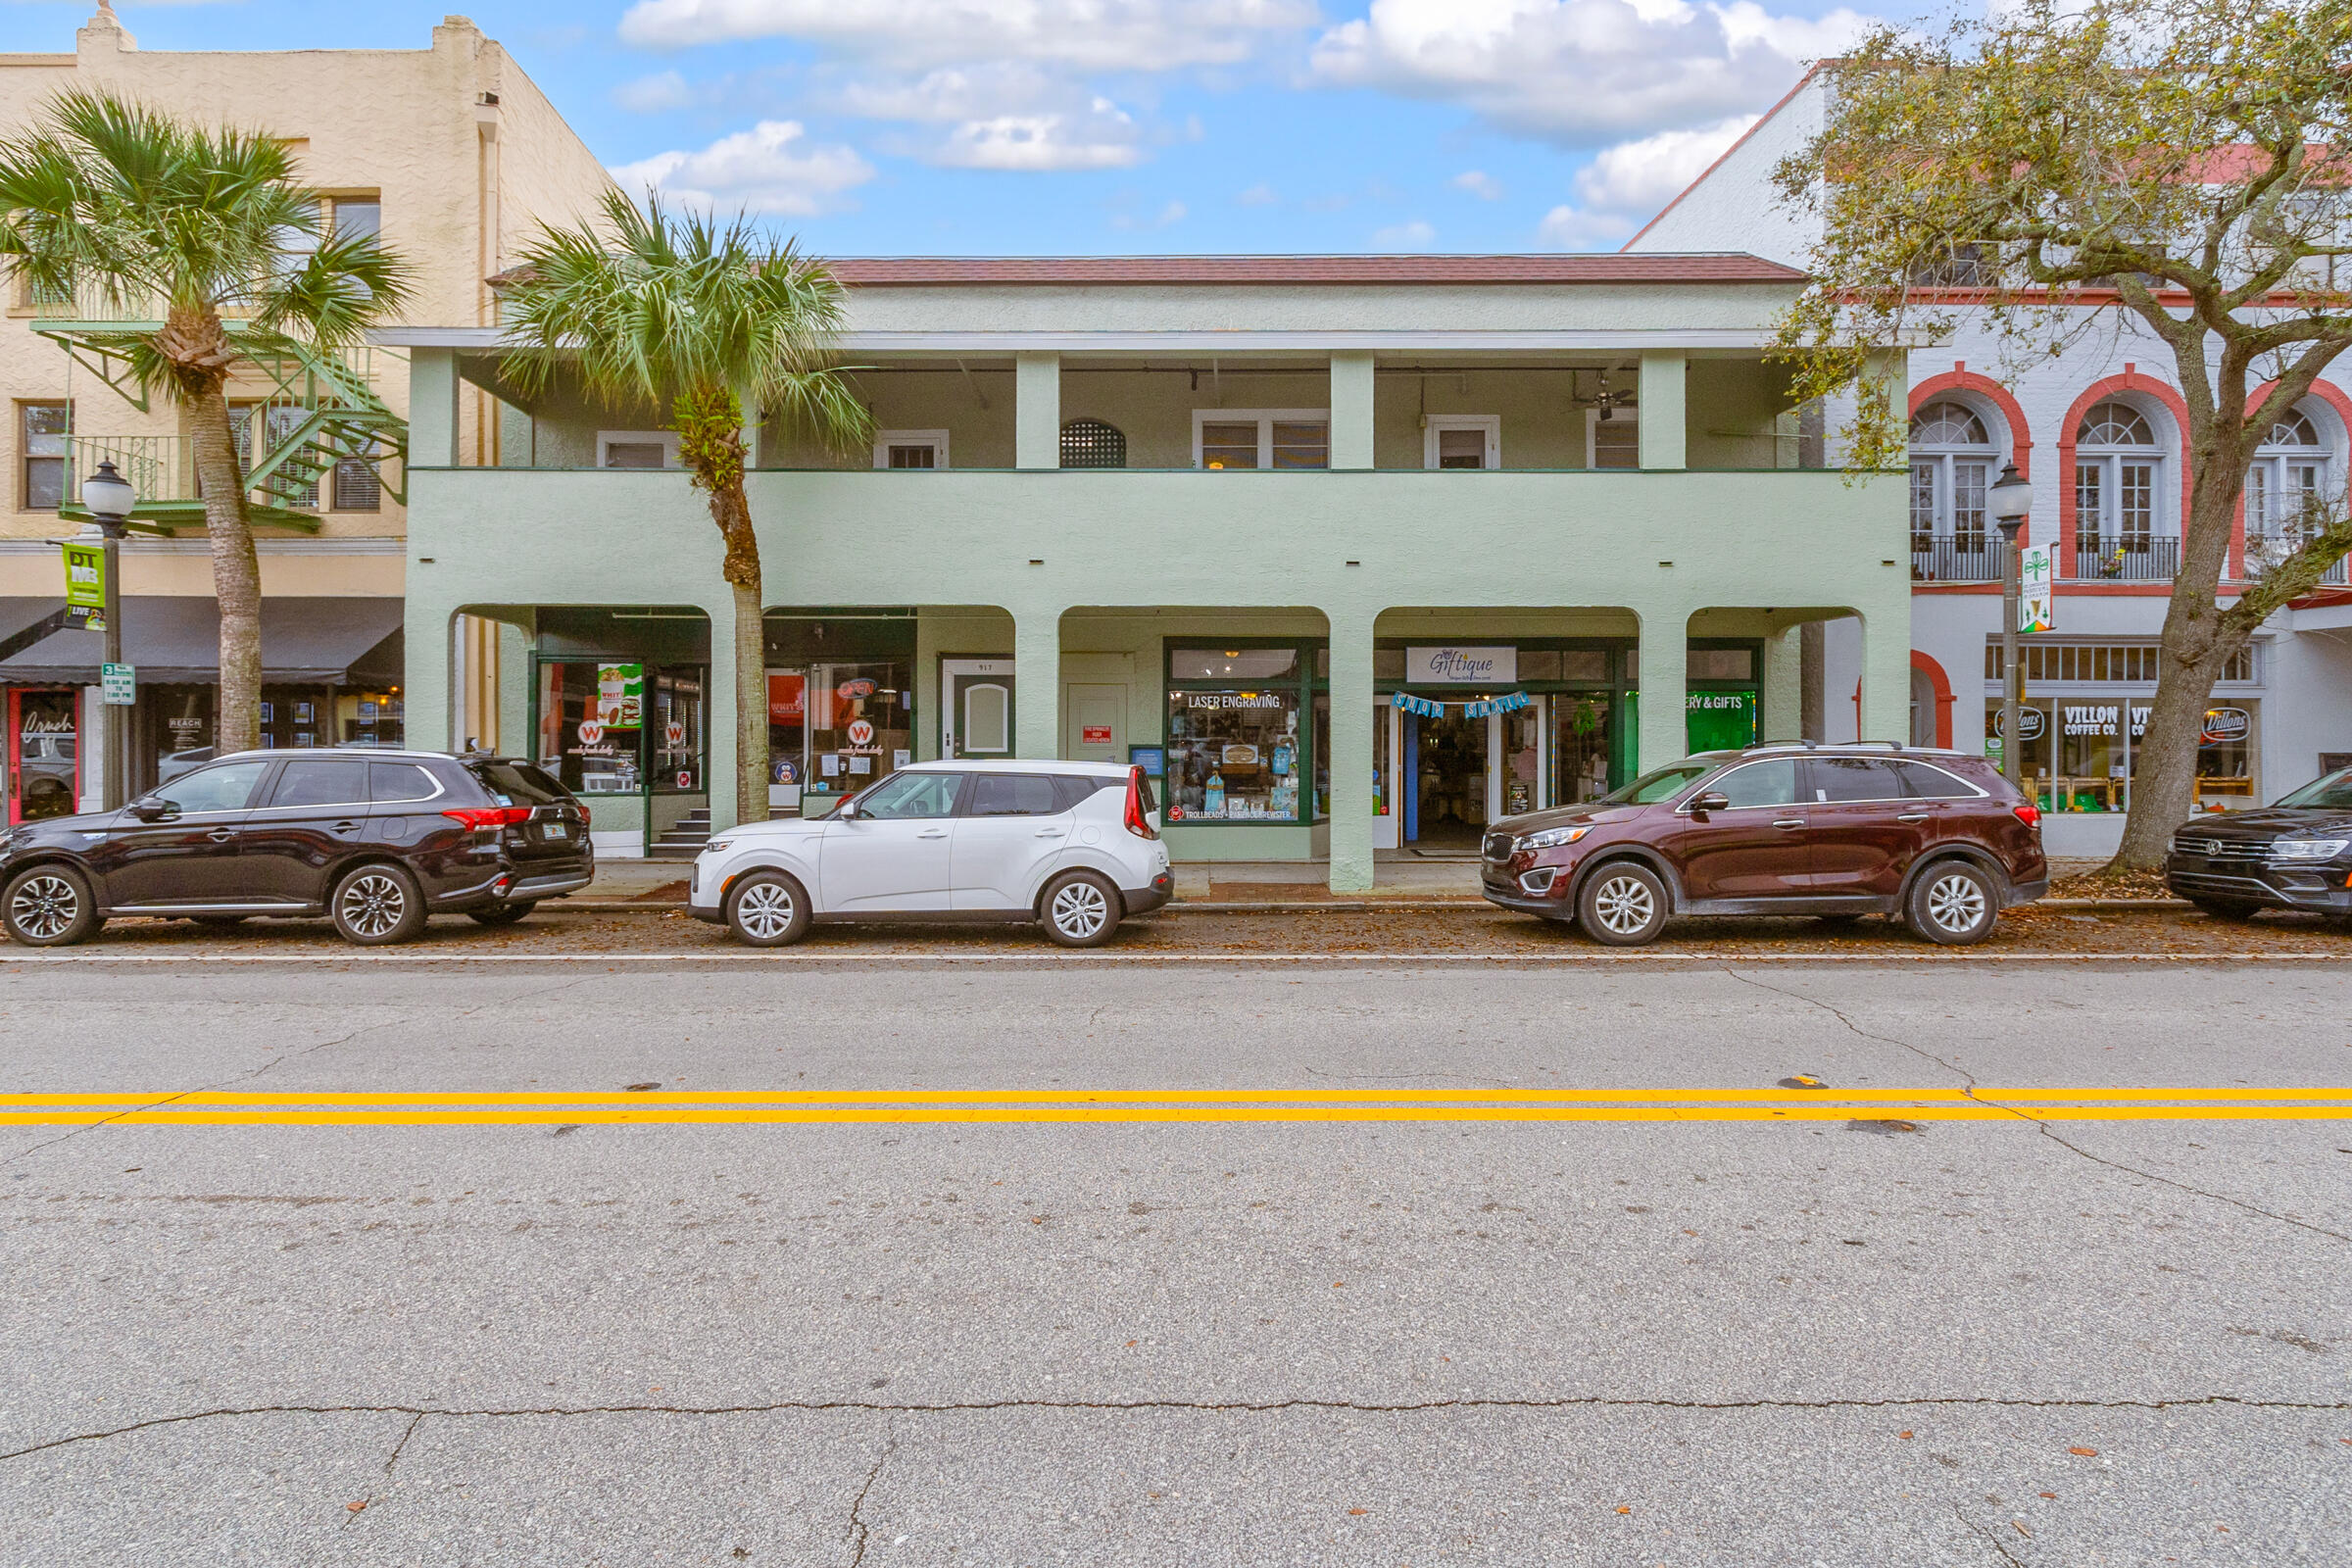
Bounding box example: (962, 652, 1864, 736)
(941, 659, 1014, 760)
(1064, 684, 1124, 763)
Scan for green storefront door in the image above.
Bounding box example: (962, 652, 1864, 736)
(1625, 687, 1762, 768)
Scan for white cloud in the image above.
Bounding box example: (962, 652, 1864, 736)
(1573, 113, 1756, 208)
(1536, 205, 1638, 249)
(619, 0, 1317, 72)
(931, 99, 1146, 170)
(1235, 181, 1280, 206)
(1310, 0, 1872, 144)
(1371, 219, 1438, 250)
(612, 70, 699, 113)
(609, 121, 875, 216)
(1450, 169, 1503, 200)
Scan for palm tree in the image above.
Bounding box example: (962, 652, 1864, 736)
(0, 90, 411, 753)
(499, 191, 871, 824)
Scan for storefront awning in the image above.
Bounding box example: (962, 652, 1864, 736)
(0, 598, 403, 686)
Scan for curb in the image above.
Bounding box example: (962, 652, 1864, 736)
(560, 896, 2196, 915)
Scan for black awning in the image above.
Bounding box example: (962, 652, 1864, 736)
(0, 597, 404, 686)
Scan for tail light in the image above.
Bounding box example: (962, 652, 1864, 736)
(2012, 803, 2041, 828)
(578, 804, 590, 827)
(442, 806, 533, 832)
(1124, 766, 1157, 840)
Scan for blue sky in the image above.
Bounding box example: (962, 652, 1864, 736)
(17, 1, 1890, 254)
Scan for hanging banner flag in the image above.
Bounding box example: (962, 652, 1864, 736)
(1390, 691, 1446, 718)
(2019, 544, 2055, 633)
(1464, 692, 1533, 719)
(62, 539, 104, 628)
(1393, 690, 1532, 718)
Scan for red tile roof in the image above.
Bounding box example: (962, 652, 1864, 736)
(826, 254, 1805, 286)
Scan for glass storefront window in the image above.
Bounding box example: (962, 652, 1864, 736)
(333, 688, 403, 749)
(2197, 704, 2255, 808)
(1165, 687, 1301, 822)
(806, 661, 910, 805)
(540, 662, 639, 795)
(1502, 704, 1541, 816)
(652, 670, 704, 791)
(1553, 694, 1614, 804)
(1170, 648, 1298, 681)
(9, 689, 78, 821)
(1313, 693, 1331, 818)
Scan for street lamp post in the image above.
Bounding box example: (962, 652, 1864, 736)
(1987, 462, 2033, 792)
(79, 460, 136, 811)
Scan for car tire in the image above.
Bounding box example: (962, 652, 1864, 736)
(1040, 870, 1121, 948)
(2186, 897, 2262, 922)
(3, 864, 100, 948)
(1906, 860, 1998, 945)
(1577, 861, 1668, 947)
(466, 903, 537, 927)
(725, 871, 810, 947)
(331, 863, 426, 946)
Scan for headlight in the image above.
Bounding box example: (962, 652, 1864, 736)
(1520, 825, 1592, 851)
(700, 838, 733, 856)
(2271, 839, 2349, 859)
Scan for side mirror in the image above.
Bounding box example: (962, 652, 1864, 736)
(835, 798, 860, 821)
(1688, 791, 1731, 817)
(126, 797, 174, 822)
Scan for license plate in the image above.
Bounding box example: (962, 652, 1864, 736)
(544, 822, 569, 840)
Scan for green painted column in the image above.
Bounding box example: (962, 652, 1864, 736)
(1761, 624, 1803, 742)
(403, 596, 456, 754)
(410, 348, 460, 469)
(496, 615, 533, 755)
(1330, 351, 1375, 470)
(1636, 605, 1689, 772)
(1015, 354, 1060, 470)
(1325, 607, 1377, 892)
(1638, 352, 1687, 470)
(1859, 597, 1913, 747)
(1013, 606, 1060, 759)
(704, 594, 743, 833)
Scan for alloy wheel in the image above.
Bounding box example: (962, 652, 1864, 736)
(1592, 873, 1655, 937)
(1926, 872, 1987, 935)
(10, 874, 76, 941)
(735, 882, 797, 942)
(1050, 880, 1109, 941)
(339, 873, 407, 939)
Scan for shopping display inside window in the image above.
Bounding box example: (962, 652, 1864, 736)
(1987, 699, 2258, 811)
(1165, 689, 1302, 822)
(538, 662, 646, 795)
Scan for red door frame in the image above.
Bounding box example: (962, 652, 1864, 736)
(8, 687, 82, 824)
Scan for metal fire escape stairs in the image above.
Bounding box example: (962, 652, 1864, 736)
(37, 316, 406, 536)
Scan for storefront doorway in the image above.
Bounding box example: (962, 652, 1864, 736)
(7, 688, 79, 822)
(1404, 710, 1489, 851)
(941, 659, 1014, 760)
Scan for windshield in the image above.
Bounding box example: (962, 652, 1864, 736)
(1595, 760, 1717, 807)
(2274, 767, 2352, 809)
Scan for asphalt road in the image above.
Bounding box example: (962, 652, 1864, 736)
(2, 957, 2348, 1566)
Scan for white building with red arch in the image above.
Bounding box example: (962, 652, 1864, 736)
(1629, 67, 2352, 857)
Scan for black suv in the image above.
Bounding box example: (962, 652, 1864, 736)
(0, 750, 592, 948)
(1481, 742, 2048, 946)
(2165, 765, 2352, 923)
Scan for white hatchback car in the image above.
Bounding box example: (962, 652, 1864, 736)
(689, 760, 1174, 947)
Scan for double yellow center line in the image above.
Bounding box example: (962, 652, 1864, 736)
(4, 1086, 2348, 1126)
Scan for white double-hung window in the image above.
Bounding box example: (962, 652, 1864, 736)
(2073, 400, 2166, 577)
(2244, 410, 2329, 572)
(1907, 401, 1997, 577)
(1193, 411, 1329, 469)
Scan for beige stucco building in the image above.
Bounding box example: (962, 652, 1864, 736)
(0, 5, 610, 811)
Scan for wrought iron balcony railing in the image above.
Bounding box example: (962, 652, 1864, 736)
(1910, 537, 2007, 582)
(2243, 530, 2351, 585)
(2071, 536, 2180, 581)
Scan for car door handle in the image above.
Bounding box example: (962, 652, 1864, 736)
(1895, 812, 1931, 823)
(1772, 818, 1805, 830)
(916, 828, 949, 839)
(206, 829, 237, 842)
(332, 820, 363, 834)
(1035, 828, 1067, 838)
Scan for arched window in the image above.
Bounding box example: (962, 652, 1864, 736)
(2073, 399, 2166, 574)
(2247, 405, 2332, 562)
(1907, 399, 1998, 576)
(1059, 417, 1127, 469)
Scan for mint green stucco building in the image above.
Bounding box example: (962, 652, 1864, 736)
(382, 254, 1910, 891)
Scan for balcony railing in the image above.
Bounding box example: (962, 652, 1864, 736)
(2072, 536, 2180, 581)
(2244, 530, 2352, 586)
(1911, 536, 2007, 583)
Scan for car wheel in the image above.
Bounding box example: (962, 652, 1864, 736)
(3, 865, 99, 947)
(1906, 860, 1997, 945)
(331, 864, 426, 946)
(2186, 897, 2262, 922)
(1577, 861, 1668, 947)
(726, 871, 809, 947)
(466, 902, 537, 927)
(1041, 870, 1121, 948)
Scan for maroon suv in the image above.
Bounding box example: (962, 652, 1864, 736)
(1481, 744, 2047, 946)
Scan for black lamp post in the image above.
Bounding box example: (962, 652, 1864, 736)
(79, 460, 135, 810)
(1987, 462, 2033, 790)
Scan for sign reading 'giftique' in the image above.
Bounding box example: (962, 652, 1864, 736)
(1405, 646, 1516, 684)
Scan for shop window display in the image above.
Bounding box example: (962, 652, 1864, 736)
(1165, 687, 1302, 822)
(1553, 694, 1613, 804)
(1990, 698, 2259, 812)
(804, 662, 910, 807)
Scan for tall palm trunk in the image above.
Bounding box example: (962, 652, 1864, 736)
(166, 304, 264, 756)
(679, 396, 769, 825)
